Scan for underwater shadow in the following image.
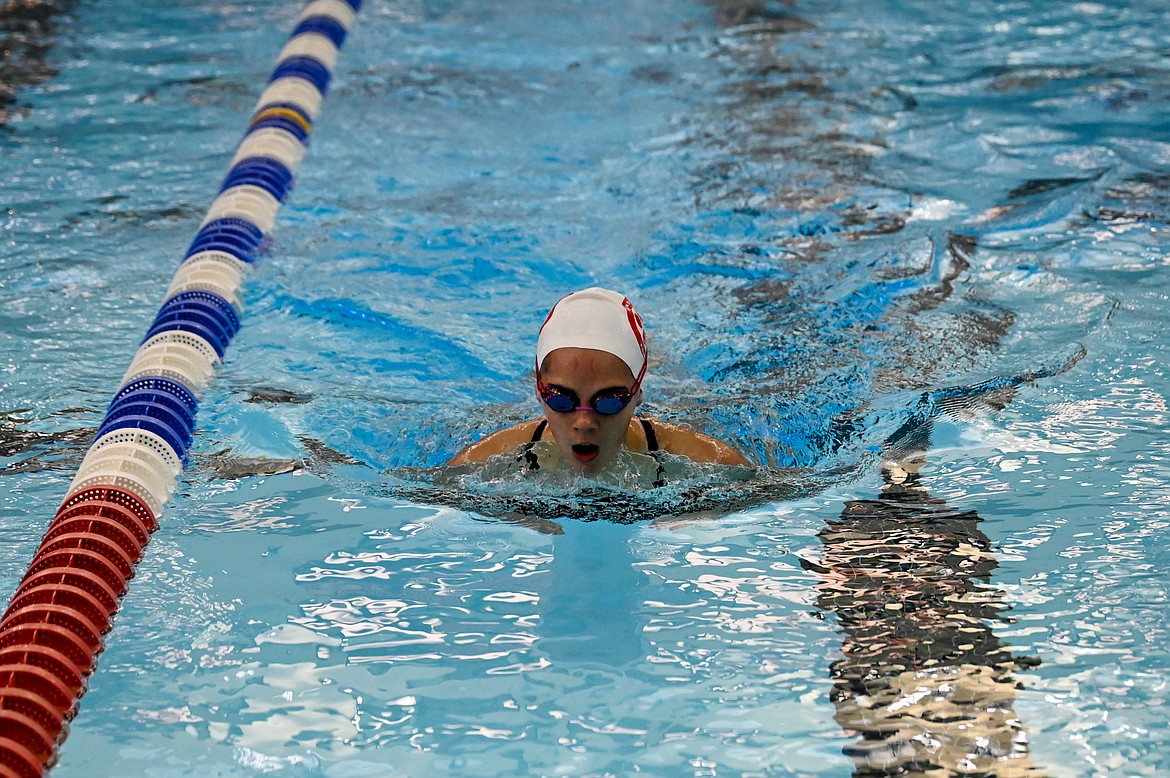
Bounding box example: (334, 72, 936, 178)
(809, 463, 1047, 776)
(0, 0, 74, 128)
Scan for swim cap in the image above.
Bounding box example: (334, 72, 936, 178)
(536, 287, 648, 382)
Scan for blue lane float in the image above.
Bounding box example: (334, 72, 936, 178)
(0, 1, 361, 774)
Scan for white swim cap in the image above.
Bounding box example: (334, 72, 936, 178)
(536, 287, 648, 383)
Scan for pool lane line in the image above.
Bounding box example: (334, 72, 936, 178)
(0, 1, 360, 773)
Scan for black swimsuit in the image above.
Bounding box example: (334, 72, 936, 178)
(522, 418, 666, 487)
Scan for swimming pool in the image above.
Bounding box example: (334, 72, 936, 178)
(3, 0, 1170, 774)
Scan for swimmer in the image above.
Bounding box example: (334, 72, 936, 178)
(448, 287, 750, 477)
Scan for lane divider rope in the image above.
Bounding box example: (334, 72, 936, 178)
(0, 1, 360, 774)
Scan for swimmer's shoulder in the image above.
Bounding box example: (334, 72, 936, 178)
(637, 416, 753, 467)
(447, 419, 545, 466)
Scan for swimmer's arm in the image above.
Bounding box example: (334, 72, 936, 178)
(446, 420, 545, 466)
(645, 418, 753, 466)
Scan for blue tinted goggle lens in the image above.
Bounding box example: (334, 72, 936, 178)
(543, 393, 578, 413)
(542, 388, 631, 415)
(593, 394, 628, 415)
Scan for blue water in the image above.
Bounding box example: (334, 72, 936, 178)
(4, 0, 1170, 774)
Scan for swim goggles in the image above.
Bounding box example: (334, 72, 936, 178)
(536, 375, 641, 416)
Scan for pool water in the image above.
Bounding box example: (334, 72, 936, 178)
(3, 0, 1170, 774)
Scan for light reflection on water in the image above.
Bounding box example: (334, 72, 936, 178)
(298, 502, 841, 773)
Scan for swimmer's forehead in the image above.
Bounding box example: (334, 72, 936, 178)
(540, 347, 636, 387)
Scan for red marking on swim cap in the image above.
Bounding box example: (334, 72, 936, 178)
(621, 296, 648, 384)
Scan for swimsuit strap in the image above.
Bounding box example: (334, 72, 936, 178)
(520, 419, 548, 470)
(638, 417, 660, 452)
(639, 418, 666, 488)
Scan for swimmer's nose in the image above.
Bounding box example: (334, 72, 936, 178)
(571, 408, 600, 429)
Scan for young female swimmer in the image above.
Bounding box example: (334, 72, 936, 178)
(448, 287, 750, 478)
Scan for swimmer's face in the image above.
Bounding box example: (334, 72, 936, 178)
(538, 347, 641, 475)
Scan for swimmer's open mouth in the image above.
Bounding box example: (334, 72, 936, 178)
(571, 443, 600, 463)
